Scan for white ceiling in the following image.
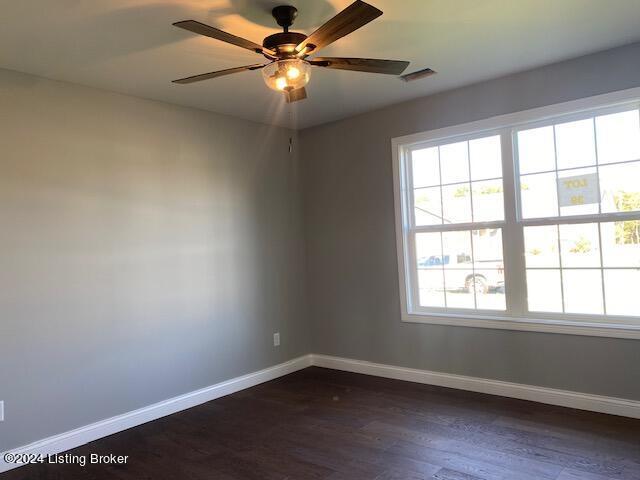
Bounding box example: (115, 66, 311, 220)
(1, 0, 640, 129)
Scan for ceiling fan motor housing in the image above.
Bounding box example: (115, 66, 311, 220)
(263, 32, 307, 57)
(264, 6, 309, 58)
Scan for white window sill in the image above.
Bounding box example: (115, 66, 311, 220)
(402, 311, 640, 339)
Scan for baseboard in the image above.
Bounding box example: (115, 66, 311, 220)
(4, 352, 639, 474)
(0, 355, 312, 473)
(310, 354, 640, 419)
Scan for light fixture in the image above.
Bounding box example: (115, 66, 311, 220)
(172, 3, 412, 103)
(262, 59, 310, 92)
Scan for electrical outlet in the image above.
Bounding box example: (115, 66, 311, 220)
(273, 332, 280, 347)
(0, 401, 4, 422)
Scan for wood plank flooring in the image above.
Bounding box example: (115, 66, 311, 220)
(3, 367, 639, 479)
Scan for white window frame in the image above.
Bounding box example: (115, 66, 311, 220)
(392, 86, 640, 340)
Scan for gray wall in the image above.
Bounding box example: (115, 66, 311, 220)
(300, 42, 640, 401)
(0, 68, 308, 451)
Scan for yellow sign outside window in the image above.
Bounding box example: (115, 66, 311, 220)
(557, 173, 599, 207)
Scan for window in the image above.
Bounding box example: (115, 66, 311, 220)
(410, 135, 506, 312)
(517, 110, 640, 318)
(393, 89, 640, 338)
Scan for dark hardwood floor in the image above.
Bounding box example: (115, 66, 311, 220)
(3, 367, 640, 480)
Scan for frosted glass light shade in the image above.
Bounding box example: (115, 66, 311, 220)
(262, 59, 310, 92)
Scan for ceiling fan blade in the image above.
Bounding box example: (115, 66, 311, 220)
(285, 87, 307, 103)
(310, 57, 409, 75)
(295, 1, 382, 55)
(173, 20, 275, 56)
(173, 64, 266, 84)
(401, 67, 437, 82)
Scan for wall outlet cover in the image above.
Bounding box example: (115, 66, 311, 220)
(273, 333, 280, 347)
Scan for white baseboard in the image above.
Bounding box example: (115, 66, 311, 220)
(0, 355, 312, 473)
(310, 354, 640, 419)
(4, 352, 639, 474)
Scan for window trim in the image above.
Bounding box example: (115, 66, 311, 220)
(392, 86, 640, 339)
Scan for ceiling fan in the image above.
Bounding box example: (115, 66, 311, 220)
(172, 0, 412, 103)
